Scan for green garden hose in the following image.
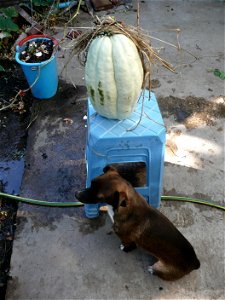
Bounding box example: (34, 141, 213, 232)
(161, 195, 225, 211)
(0, 192, 83, 207)
(0, 191, 224, 210)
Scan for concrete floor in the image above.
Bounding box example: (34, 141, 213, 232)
(6, 1, 225, 299)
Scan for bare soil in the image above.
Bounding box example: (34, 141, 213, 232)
(0, 65, 87, 298)
(0, 62, 33, 298)
(158, 95, 225, 129)
(0, 64, 32, 159)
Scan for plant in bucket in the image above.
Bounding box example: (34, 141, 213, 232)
(15, 34, 59, 99)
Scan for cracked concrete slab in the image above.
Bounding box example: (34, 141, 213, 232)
(6, 1, 225, 299)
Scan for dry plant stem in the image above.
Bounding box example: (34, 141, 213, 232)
(137, 1, 140, 34)
(127, 92, 145, 131)
(69, 76, 77, 89)
(0, 67, 40, 112)
(127, 72, 152, 132)
(63, 0, 83, 38)
(27, 102, 41, 130)
(145, 34, 178, 49)
(144, 32, 199, 63)
(55, 26, 95, 30)
(43, 0, 59, 32)
(176, 28, 181, 50)
(58, 1, 78, 16)
(27, 111, 39, 130)
(140, 49, 151, 88)
(62, 16, 176, 89)
(0, 91, 21, 112)
(62, 27, 198, 73)
(144, 112, 166, 129)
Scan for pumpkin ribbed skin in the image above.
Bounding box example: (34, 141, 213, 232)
(85, 34, 144, 120)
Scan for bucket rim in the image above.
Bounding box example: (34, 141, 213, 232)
(18, 34, 58, 47)
(16, 34, 58, 66)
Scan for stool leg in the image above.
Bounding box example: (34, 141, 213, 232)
(148, 143, 165, 208)
(84, 147, 106, 218)
(84, 204, 100, 218)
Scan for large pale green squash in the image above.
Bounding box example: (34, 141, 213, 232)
(85, 33, 144, 120)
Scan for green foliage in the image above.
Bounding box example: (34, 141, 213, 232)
(0, 32, 11, 39)
(0, 17, 19, 32)
(0, 6, 19, 33)
(0, 64, 5, 72)
(0, 7, 18, 18)
(33, 0, 54, 6)
(0, 6, 19, 60)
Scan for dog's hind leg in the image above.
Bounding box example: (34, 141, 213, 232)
(148, 261, 184, 281)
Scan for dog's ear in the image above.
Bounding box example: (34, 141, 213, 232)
(103, 165, 118, 174)
(112, 191, 128, 209)
(112, 191, 120, 209)
(119, 198, 127, 207)
(118, 191, 127, 207)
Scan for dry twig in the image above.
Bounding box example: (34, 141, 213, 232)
(61, 16, 176, 92)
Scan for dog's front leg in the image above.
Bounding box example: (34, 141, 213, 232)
(120, 241, 137, 252)
(113, 221, 137, 252)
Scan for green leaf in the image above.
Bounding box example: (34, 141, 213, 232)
(0, 7, 18, 18)
(0, 16, 19, 32)
(213, 69, 225, 80)
(0, 31, 12, 39)
(0, 64, 5, 72)
(33, 0, 53, 6)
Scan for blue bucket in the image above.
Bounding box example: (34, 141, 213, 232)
(15, 34, 58, 99)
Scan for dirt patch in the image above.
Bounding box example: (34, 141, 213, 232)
(158, 95, 225, 129)
(0, 62, 33, 299)
(0, 63, 32, 160)
(0, 67, 89, 297)
(0, 184, 18, 294)
(150, 79, 161, 89)
(78, 213, 107, 235)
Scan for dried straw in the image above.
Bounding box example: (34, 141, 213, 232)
(62, 16, 175, 89)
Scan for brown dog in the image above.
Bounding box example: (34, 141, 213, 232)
(75, 166, 200, 281)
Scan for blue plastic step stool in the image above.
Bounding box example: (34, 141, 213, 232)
(85, 90, 166, 218)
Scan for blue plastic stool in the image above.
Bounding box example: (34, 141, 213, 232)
(85, 90, 166, 218)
